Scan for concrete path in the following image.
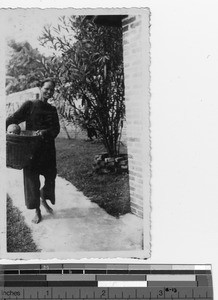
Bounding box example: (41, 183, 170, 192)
(7, 169, 143, 252)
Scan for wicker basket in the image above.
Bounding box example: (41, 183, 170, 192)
(6, 130, 41, 170)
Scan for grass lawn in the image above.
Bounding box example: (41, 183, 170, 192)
(56, 138, 131, 217)
(7, 194, 40, 252)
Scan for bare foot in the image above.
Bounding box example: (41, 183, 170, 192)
(41, 199, 53, 214)
(32, 208, 42, 224)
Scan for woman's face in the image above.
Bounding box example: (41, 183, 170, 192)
(41, 81, 55, 102)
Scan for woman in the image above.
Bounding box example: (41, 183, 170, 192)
(6, 79, 60, 223)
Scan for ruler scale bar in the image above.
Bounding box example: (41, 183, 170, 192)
(1, 275, 47, 281)
(47, 275, 96, 281)
(147, 280, 198, 287)
(97, 275, 146, 281)
(0, 264, 212, 270)
(63, 270, 84, 274)
(0, 287, 214, 299)
(0, 264, 213, 300)
(86, 270, 107, 274)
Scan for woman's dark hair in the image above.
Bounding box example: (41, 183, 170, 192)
(40, 78, 56, 88)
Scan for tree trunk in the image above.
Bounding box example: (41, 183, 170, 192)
(62, 122, 71, 140)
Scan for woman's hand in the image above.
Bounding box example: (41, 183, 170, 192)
(35, 130, 47, 138)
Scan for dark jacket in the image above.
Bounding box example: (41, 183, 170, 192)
(6, 100, 60, 172)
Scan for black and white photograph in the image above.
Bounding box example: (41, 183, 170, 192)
(0, 8, 150, 259)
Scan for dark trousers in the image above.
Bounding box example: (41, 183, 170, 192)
(23, 167, 57, 209)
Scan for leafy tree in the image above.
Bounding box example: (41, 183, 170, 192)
(40, 16, 125, 156)
(6, 40, 61, 94)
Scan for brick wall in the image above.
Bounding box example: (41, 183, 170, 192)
(122, 12, 150, 218)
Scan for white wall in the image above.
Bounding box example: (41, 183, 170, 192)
(6, 87, 40, 130)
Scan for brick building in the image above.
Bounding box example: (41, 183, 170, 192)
(91, 11, 150, 221)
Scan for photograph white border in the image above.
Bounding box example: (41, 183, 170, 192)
(0, 7, 151, 260)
